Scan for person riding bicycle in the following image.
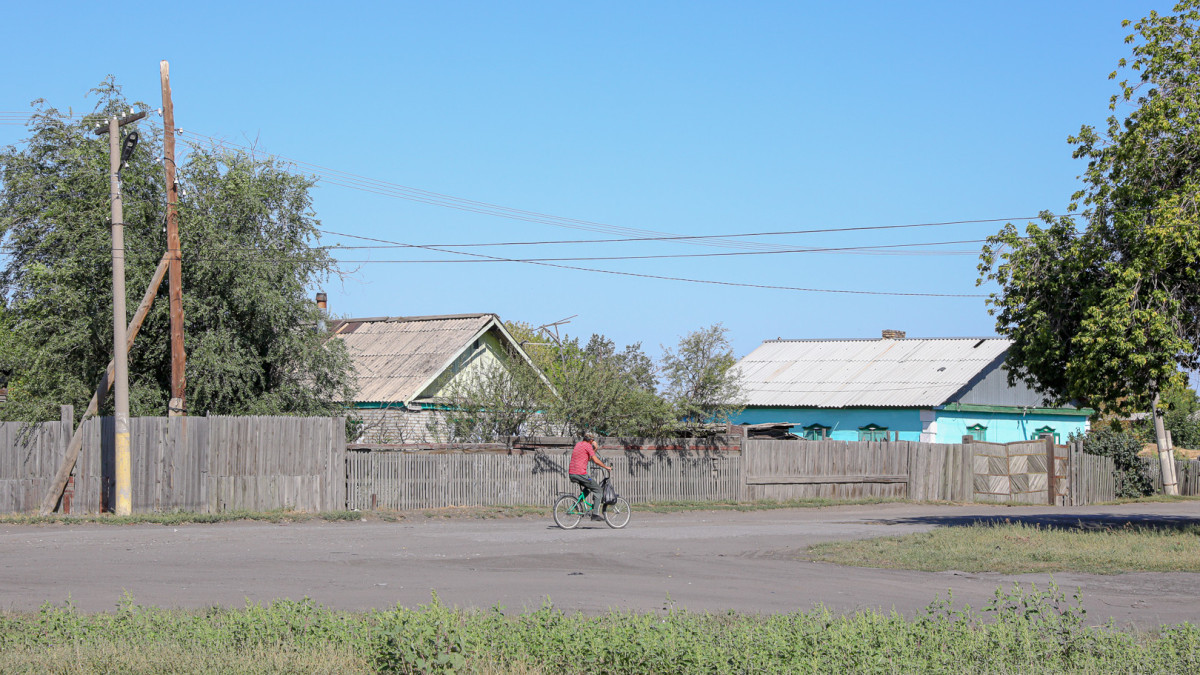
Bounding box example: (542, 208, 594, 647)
(568, 431, 611, 520)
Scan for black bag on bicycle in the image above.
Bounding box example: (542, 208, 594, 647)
(601, 477, 618, 506)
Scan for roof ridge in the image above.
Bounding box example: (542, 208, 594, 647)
(334, 313, 494, 324)
(765, 336, 1006, 343)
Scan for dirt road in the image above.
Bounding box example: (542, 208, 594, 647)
(3, 502, 1198, 627)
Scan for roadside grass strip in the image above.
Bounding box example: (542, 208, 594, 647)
(0, 508, 365, 526)
(808, 521, 1200, 574)
(0, 498, 902, 526)
(1, 586, 1198, 674)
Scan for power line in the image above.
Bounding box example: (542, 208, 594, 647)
(175, 129, 1071, 255)
(308, 238, 989, 262)
(319, 221, 1033, 249)
(0, 116, 1004, 295)
(5, 117, 1073, 255)
(318, 228, 987, 298)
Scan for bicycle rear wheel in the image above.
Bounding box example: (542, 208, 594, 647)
(553, 495, 583, 529)
(603, 497, 631, 529)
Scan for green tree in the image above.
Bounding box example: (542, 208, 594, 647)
(660, 323, 744, 431)
(427, 352, 552, 446)
(978, 3, 1200, 493)
(0, 80, 354, 421)
(542, 334, 673, 438)
(1131, 380, 1200, 449)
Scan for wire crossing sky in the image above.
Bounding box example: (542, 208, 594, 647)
(0, 0, 1176, 359)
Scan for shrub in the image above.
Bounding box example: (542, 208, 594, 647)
(1077, 429, 1153, 498)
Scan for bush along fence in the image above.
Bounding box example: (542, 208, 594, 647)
(1142, 456, 1200, 496)
(0, 413, 345, 514)
(1, 416, 1170, 514)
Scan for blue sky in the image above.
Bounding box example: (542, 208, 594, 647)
(0, 1, 1179, 362)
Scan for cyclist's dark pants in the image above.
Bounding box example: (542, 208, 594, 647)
(569, 473, 601, 515)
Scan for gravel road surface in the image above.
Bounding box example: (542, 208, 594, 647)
(3, 501, 1199, 627)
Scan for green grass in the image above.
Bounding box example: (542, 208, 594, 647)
(0, 508, 366, 527)
(0, 498, 909, 526)
(1102, 494, 1200, 505)
(1, 586, 1198, 674)
(4, 494, 1196, 527)
(808, 521, 1200, 574)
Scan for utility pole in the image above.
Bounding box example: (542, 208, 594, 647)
(1152, 393, 1180, 496)
(161, 61, 187, 416)
(96, 109, 147, 516)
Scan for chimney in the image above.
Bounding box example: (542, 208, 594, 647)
(315, 292, 328, 332)
(881, 329, 906, 339)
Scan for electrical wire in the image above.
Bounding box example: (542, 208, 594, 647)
(175, 129, 1076, 255)
(312, 238, 989, 262)
(316, 228, 986, 298)
(0, 236, 989, 258)
(0, 115, 1008, 296)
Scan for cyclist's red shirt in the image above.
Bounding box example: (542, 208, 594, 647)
(568, 441, 596, 475)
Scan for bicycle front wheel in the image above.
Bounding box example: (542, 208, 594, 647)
(604, 497, 631, 529)
(553, 495, 583, 529)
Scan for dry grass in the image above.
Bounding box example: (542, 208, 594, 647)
(0, 509, 365, 527)
(808, 521, 1200, 574)
(0, 498, 917, 527)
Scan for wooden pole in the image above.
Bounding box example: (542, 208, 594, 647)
(107, 115, 132, 516)
(1044, 434, 1056, 505)
(38, 253, 172, 515)
(1152, 393, 1180, 495)
(161, 61, 187, 417)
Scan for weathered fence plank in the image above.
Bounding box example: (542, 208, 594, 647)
(2, 418, 1136, 513)
(0, 416, 344, 514)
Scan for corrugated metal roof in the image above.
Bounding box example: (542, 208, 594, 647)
(330, 314, 496, 403)
(736, 337, 1011, 408)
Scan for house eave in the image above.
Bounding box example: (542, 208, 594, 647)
(939, 402, 1094, 417)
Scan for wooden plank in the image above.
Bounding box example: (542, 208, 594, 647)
(746, 474, 909, 485)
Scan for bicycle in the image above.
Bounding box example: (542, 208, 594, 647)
(553, 470, 631, 529)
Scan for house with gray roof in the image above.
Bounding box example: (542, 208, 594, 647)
(329, 313, 552, 443)
(731, 330, 1091, 443)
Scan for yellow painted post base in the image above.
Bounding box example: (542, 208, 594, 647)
(115, 431, 131, 515)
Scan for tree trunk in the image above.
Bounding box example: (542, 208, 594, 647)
(1153, 393, 1180, 496)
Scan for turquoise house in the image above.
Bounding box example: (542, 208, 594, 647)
(732, 331, 1091, 443)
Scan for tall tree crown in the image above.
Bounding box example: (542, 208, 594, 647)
(979, 1, 1200, 413)
(0, 80, 354, 420)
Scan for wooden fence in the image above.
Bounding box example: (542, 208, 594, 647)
(969, 438, 1069, 504)
(346, 437, 1129, 509)
(1066, 445, 1117, 505)
(346, 445, 742, 510)
(0, 416, 345, 514)
(741, 439, 971, 501)
(0, 416, 70, 514)
(1143, 457, 1200, 496)
(5, 416, 1134, 513)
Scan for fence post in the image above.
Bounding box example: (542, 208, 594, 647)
(59, 405, 74, 514)
(1041, 434, 1055, 505)
(1070, 439, 1081, 506)
(905, 441, 915, 500)
(960, 436, 974, 503)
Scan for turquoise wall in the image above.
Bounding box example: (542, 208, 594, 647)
(933, 410, 1088, 444)
(735, 406, 1089, 443)
(733, 407, 923, 441)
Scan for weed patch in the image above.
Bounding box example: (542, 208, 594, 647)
(0, 509, 367, 527)
(809, 521, 1200, 574)
(1, 586, 1198, 673)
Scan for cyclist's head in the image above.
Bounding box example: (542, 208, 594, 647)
(582, 430, 596, 442)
